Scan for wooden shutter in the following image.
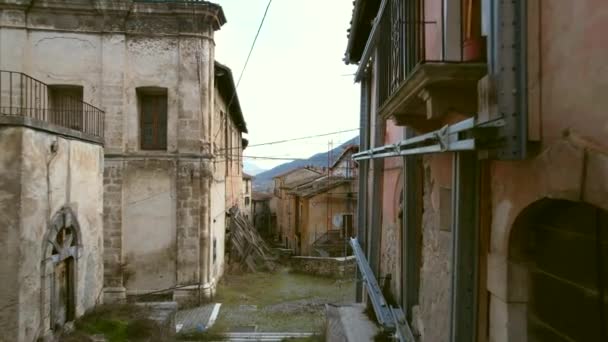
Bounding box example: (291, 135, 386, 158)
(140, 94, 167, 150)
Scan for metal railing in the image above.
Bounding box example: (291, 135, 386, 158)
(376, 0, 485, 109)
(0, 71, 104, 139)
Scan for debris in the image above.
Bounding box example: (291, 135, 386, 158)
(227, 206, 277, 272)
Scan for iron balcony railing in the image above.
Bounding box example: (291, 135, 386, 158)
(0, 71, 104, 139)
(376, 0, 485, 109)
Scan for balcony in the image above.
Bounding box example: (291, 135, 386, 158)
(375, 0, 487, 132)
(0, 71, 104, 143)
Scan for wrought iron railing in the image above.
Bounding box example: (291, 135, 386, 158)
(376, 0, 485, 109)
(0, 71, 104, 139)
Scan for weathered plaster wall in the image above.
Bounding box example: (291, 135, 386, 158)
(0, 128, 22, 340)
(0, 126, 103, 342)
(210, 173, 226, 283)
(0, 11, 219, 302)
(275, 168, 323, 249)
(486, 2, 608, 341)
(378, 121, 404, 302)
(302, 183, 354, 256)
(411, 153, 453, 342)
(123, 162, 176, 292)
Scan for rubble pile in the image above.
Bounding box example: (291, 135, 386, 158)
(227, 207, 276, 272)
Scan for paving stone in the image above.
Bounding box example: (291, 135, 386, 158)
(175, 303, 221, 333)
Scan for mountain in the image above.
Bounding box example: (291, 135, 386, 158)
(252, 136, 359, 191)
(243, 160, 268, 176)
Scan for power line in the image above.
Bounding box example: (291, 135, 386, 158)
(245, 128, 359, 148)
(214, 128, 359, 152)
(236, 0, 273, 89)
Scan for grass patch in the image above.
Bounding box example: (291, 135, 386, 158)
(61, 304, 173, 342)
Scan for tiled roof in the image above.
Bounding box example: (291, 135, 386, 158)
(344, 0, 381, 64)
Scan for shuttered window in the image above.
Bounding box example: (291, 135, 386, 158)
(139, 92, 167, 150)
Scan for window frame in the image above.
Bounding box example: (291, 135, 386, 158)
(137, 87, 168, 151)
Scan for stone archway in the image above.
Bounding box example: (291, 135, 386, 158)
(506, 199, 607, 342)
(40, 207, 82, 333)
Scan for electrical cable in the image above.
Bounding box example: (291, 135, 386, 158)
(217, 128, 359, 152)
(236, 0, 272, 89)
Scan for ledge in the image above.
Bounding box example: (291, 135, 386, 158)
(379, 62, 487, 132)
(0, 115, 104, 145)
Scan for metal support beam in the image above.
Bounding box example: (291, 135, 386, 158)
(449, 152, 480, 342)
(356, 76, 371, 302)
(350, 238, 416, 342)
(352, 118, 504, 162)
(402, 140, 421, 319)
(350, 237, 394, 327)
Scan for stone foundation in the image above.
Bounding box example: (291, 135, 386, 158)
(290, 256, 356, 278)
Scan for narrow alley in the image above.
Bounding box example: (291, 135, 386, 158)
(1, 0, 608, 342)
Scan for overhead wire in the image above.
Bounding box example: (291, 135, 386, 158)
(217, 127, 360, 152)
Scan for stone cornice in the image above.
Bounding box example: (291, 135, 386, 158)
(0, 0, 225, 36)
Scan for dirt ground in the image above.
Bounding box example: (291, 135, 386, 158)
(212, 267, 356, 333)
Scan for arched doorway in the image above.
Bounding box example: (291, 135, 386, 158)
(509, 199, 607, 341)
(41, 207, 81, 332)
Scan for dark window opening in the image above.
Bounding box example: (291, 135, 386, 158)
(138, 88, 167, 150)
(48, 85, 83, 131)
(245, 197, 250, 206)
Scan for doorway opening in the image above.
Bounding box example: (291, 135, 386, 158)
(509, 199, 607, 341)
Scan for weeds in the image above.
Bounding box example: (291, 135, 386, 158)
(60, 304, 174, 342)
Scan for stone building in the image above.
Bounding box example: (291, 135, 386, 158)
(273, 167, 323, 251)
(0, 5, 106, 338)
(288, 147, 358, 256)
(252, 192, 274, 238)
(211, 61, 247, 284)
(241, 173, 253, 223)
(0, 0, 237, 315)
(345, 0, 608, 341)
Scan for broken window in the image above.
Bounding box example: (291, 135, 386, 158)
(138, 88, 167, 150)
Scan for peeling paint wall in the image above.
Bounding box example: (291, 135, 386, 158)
(123, 162, 176, 292)
(0, 126, 103, 342)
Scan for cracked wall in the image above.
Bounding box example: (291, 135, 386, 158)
(0, 126, 103, 342)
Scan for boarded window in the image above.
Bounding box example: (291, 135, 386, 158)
(139, 89, 167, 150)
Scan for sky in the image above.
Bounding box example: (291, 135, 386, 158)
(213, 0, 360, 170)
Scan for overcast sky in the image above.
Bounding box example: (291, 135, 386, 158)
(213, 0, 359, 170)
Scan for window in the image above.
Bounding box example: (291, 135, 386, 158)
(245, 196, 250, 206)
(245, 180, 249, 194)
(48, 85, 83, 130)
(138, 88, 167, 150)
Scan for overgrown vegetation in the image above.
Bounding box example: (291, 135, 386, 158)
(60, 304, 174, 342)
(214, 267, 355, 332)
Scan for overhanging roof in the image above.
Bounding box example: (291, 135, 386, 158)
(215, 61, 248, 133)
(344, 0, 381, 64)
